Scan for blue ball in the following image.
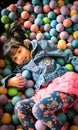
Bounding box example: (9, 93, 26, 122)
(48, 11, 56, 20)
(12, 114, 20, 125)
(56, 57, 65, 66)
(1, 8, 9, 16)
(24, 88, 34, 98)
(2, 67, 12, 76)
(50, 28, 57, 36)
(50, 20, 58, 28)
(9, 12, 17, 20)
(72, 39, 78, 48)
(22, 70, 32, 80)
(51, 36, 58, 43)
(37, 13, 45, 19)
(34, 17, 43, 26)
(44, 32, 51, 40)
(57, 112, 67, 123)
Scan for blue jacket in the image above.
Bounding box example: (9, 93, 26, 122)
(1, 40, 78, 89)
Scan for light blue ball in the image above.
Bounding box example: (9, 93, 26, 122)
(1, 8, 9, 16)
(48, 11, 56, 20)
(57, 112, 67, 123)
(37, 13, 45, 19)
(24, 88, 34, 98)
(12, 96, 22, 106)
(44, 32, 51, 40)
(64, 48, 73, 56)
(9, 12, 17, 20)
(17, 5, 23, 13)
(50, 20, 58, 28)
(2, 67, 12, 76)
(22, 70, 32, 80)
(50, 28, 57, 36)
(34, 17, 43, 26)
(72, 39, 78, 48)
(31, 0, 41, 5)
(73, 23, 78, 31)
(42, 0, 49, 5)
(51, 36, 58, 43)
(65, 27, 73, 33)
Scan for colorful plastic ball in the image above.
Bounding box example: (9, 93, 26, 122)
(57, 112, 67, 123)
(0, 35, 7, 43)
(1, 113, 11, 124)
(28, 15, 35, 22)
(0, 95, 8, 105)
(26, 80, 34, 88)
(4, 102, 14, 113)
(26, 4, 34, 12)
(70, 9, 77, 16)
(44, 24, 51, 32)
(24, 21, 32, 29)
(73, 23, 78, 31)
(35, 120, 46, 130)
(34, 17, 43, 26)
(73, 48, 78, 56)
(2, 67, 12, 76)
(0, 108, 3, 118)
(66, 108, 76, 120)
(73, 0, 78, 6)
(67, 35, 73, 43)
(63, 18, 72, 28)
(65, 26, 73, 33)
(73, 115, 78, 125)
(65, 63, 74, 71)
(9, 12, 17, 21)
(48, 11, 56, 20)
(70, 125, 78, 130)
(73, 102, 78, 112)
(30, 24, 39, 33)
(56, 23, 64, 32)
(4, 23, 10, 30)
(56, 14, 65, 23)
(34, 6, 42, 14)
(43, 4, 50, 13)
(56, 58, 65, 66)
(17, 5, 23, 13)
(50, 28, 57, 36)
(49, 0, 57, 9)
(54, 7, 60, 14)
(1, 8, 9, 16)
(12, 114, 20, 125)
(44, 32, 51, 40)
(0, 59, 5, 68)
(0, 125, 10, 130)
(50, 20, 58, 28)
(60, 31, 69, 40)
(51, 36, 58, 43)
(8, 87, 18, 97)
(21, 11, 29, 20)
(57, 39, 66, 50)
(0, 86, 7, 95)
(64, 48, 73, 56)
(8, 124, 15, 130)
(1, 15, 9, 24)
(22, 70, 32, 80)
(71, 14, 78, 23)
(72, 39, 78, 48)
(42, 0, 49, 5)
(43, 17, 50, 24)
(60, 5, 69, 16)
(24, 88, 34, 98)
(36, 33, 44, 40)
(16, 0, 25, 6)
(7, 4, 17, 12)
(29, 32, 36, 40)
(12, 96, 22, 106)
(73, 31, 78, 39)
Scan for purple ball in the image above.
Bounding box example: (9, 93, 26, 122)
(49, 0, 57, 9)
(0, 108, 3, 118)
(44, 24, 51, 31)
(34, 6, 42, 14)
(0, 95, 8, 105)
(26, 80, 34, 88)
(73, 115, 78, 125)
(56, 23, 64, 32)
(70, 5, 78, 11)
(29, 32, 36, 40)
(26, 4, 34, 12)
(67, 35, 73, 42)
(0, 125, 10, 130)
(28, 15, 35, 22)
(56, 15, 65, 23)
(60, 6, 69, 16)
(36, 33, 44, 40)
(60, 31, 69, 40)
(9, 124, 15, 130)
(71, 14, 78, 23)
(35, 120, 46, 130)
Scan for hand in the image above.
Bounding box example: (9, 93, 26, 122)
(7, 73, 27, 88)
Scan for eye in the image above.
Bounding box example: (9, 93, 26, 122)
(18, 49, 21, 53)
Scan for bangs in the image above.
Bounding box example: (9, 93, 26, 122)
(9, 47, 18, 57)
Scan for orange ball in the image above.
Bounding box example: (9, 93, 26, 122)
(21, 11, 29, 20)
(57, 0, 64, 7)
(54, 7, 60, 14)
(63, 18, 72, 28)
(1, 113, 11, 124)
(70, 125, 78, 130)
(24, 21, 32, 29)
(70, 10, 77, 16)
(73, 49, 78, 56)
(43, 4, 51, 13)
(57, 39, 66, 50)
(0, 86, 7, 95)
(0, 59, 5, 68)
(18, 17, 25, 24)
(30, 24, 39, 33)
(7, 4, 16, 12)
(73, 31, 78, 39)
(73, 1, 78, 6)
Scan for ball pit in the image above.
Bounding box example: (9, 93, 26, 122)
(0, 0, 78, 129)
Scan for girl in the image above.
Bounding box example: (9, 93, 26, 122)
(2, 25, 78, 130)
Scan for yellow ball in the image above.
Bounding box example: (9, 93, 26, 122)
(0, 59, 5, 68)
(0, 86, 7, 95)
(57, 40, 66, 50)
(70, 10, 77, 16)
(70, 125, 78, 130)
(1, 113, 11, 124)
(73, 31, 78, 39)
(16, 128, 23, 130)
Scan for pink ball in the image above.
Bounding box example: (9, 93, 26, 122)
(49, 0, 57, 9)
(44, 24, 51, 31)
(67, 35, 73, 43)
(56, 23, 64, 32)
(7, 4, 17, 12)
(34, 6, 42, 14)
(29, 32, 36, 40)
(73, 115, 78, 125)
(26, 80, 34, 88)
(56, 14, 65, 23)
(36, 33, 44, 40)
(21, 11, 29, 20)
(71, 14, 78, 23)
(35, 120, 46, 130)
(60, 31, 69, 40)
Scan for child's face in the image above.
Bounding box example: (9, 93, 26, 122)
(11, 46, 31, 65)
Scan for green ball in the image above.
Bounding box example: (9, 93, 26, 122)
(4, 23, 10, 30)
(1, 15, 9, 24)
(43, 17, 50, 24)
(24, 88, 34, 98)
(8, 87, 18, 97)
(12, 114, 20, 125)
(4, 102, 14, 113)
(65, 63, 74, 71)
